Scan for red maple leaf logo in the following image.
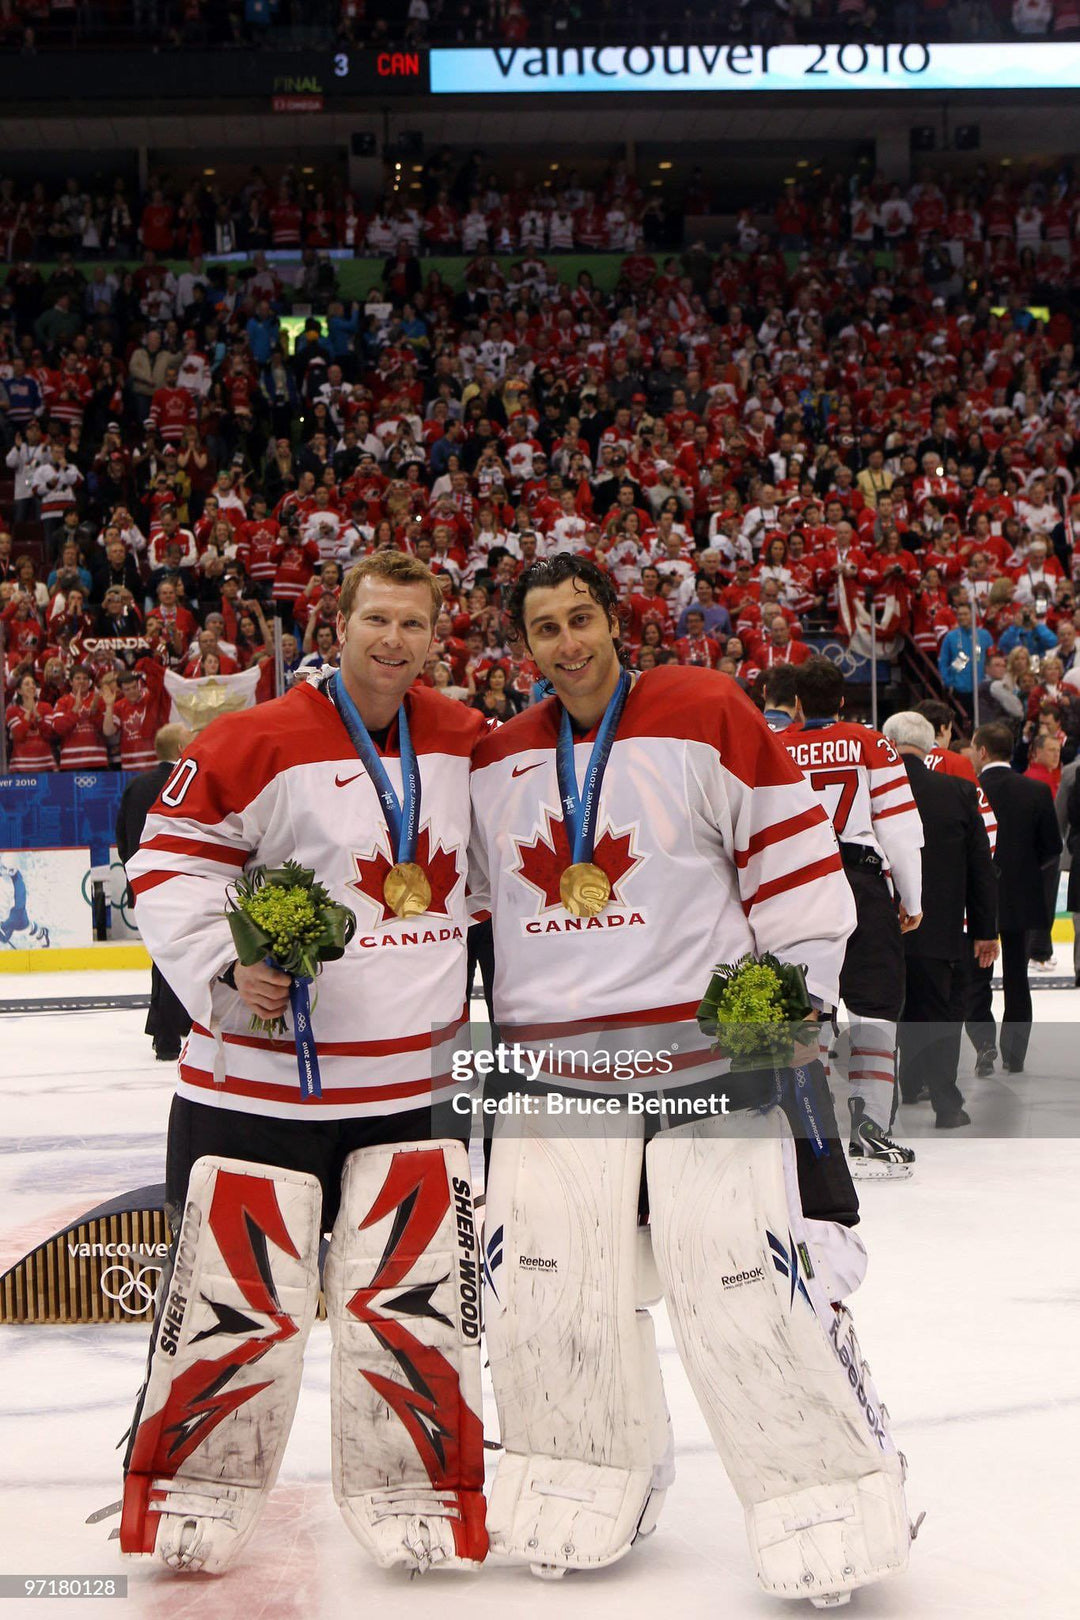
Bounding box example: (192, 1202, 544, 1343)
(512, 808, 641, 913)
(348, 825, 461, 923)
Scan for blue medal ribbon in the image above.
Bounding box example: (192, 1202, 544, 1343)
(329, 671, 421, 863)
(556, 669, 632, 864)
(272, 672, 422, 1102)
(792, 1063, 829, 1158)
(288, 974, 320, 1101)
(261, 950, 322, 1101)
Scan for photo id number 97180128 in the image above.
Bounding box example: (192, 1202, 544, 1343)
(1, 1578, 128, 1598)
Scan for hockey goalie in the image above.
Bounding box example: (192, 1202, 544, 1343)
(113, 555, 489, 1575)
(469, 554, 918, 1607)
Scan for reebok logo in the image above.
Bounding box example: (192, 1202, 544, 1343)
(512, 761, 543, 777)
(830, 1315, 888, 1449)
(335, 771, 365, 787)
(519, 1254, 558, 1272)
(721, 1266, 764, 1289)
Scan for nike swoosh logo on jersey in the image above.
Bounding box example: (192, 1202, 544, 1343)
(335, 771, 365, 788)
(512, 762, 543, 777)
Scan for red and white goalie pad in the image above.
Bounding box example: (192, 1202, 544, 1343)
(483, 1110, 672, 1575)
(325, 1140, 488, 1571)
(120, 1157, 322, 1574)
(646, 1112, 913, 1608)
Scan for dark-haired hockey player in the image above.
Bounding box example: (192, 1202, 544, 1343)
(787, 657, 925, 1176)
(468, 554, 915, 1607)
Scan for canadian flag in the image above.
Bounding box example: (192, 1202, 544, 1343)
(164, 667, 261, 733)
(849, 594, 904, 660)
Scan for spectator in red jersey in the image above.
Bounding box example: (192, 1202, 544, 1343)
(269, 185, 302, 250)
(5, 670, 55, 772)
(102, 658, 169, 773)
(674, 608, 721, 668)
(148, 362, 197, 445)
(271, 513, 321, 618)
(755, 616, 814, 669)
(50, 664, 108, 770)
(182, 625, 240, 678)
(139, 191, 175, 256)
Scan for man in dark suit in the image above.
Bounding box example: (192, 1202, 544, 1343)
(116, 723, 193, 1062)
(972, 720, 1063, 1073)
(884, 713, 999, 1126)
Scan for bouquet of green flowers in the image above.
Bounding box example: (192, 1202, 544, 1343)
(226, 861, 356, 1036)
(696, 953, 816, 1071)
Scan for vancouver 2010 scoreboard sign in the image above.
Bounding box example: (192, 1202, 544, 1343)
(427, 41, 1080, 94)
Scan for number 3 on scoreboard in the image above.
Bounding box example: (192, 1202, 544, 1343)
(809, 768, 857, 833)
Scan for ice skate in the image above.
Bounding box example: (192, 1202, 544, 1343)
(848, 1098, 915, 1180)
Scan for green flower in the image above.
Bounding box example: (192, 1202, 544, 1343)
(696, 954, 814, 1070)
(223, 862, 358, 1036)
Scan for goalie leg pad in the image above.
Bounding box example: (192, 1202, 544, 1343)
(325, 1139, 487, 1571)
(484, 1109, 672, 1573)
(120, 1156, 322, 1574)
(646, 1111, 911, 1606)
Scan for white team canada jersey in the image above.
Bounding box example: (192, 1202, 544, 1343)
(505, 439, 543, 482)
(550, 513, 590, 549)
(177, 353, 210, 396)
(302, 508, 347, 563)
(784, 720, 924, 913)
(469, 667, 856, 1080)
(606, 538, 646, 589)
(126, 681, 484, 1121)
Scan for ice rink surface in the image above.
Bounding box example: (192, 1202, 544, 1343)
(2, 967, 1079, 1620)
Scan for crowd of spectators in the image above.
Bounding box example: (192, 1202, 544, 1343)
(7, 0, 1080, 53)
(9, 151, 1080, 267)
(4, 156, 1080, 777)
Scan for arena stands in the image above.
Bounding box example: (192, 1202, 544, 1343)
(9, 0, 1080, 52)
(3, 153, 1080, 773)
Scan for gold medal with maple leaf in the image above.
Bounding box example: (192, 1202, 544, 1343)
(513, 810, 640, 913)
(349, 828, 460, 923)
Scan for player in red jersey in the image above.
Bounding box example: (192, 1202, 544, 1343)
(786, 659, 925, 1177)
(913, 700, 998, 848)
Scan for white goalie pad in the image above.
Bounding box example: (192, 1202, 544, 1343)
(646, 1111, 912, 1608)
(483, 1108, 673, 1574)
(325, 1139, 488, 1571)
(120, 1156, 322, 1574)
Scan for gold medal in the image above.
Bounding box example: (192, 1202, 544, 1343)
(384, 861, 432, 919)
(560, 861, 611, 918)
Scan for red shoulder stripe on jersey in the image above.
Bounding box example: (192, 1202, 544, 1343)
(473, 667, 805, 788)
(405, 684, 487, 756)
(141, 833, 249, 867)
(734, 805, 828, 868)
(179, 1064, 455, 1106)
(743, 852, 843, 911)
(471, 695, 560, 768)
(130, 870, 176, 898)
(874, 800, 918, 821)
(869, 776, 907, 798)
